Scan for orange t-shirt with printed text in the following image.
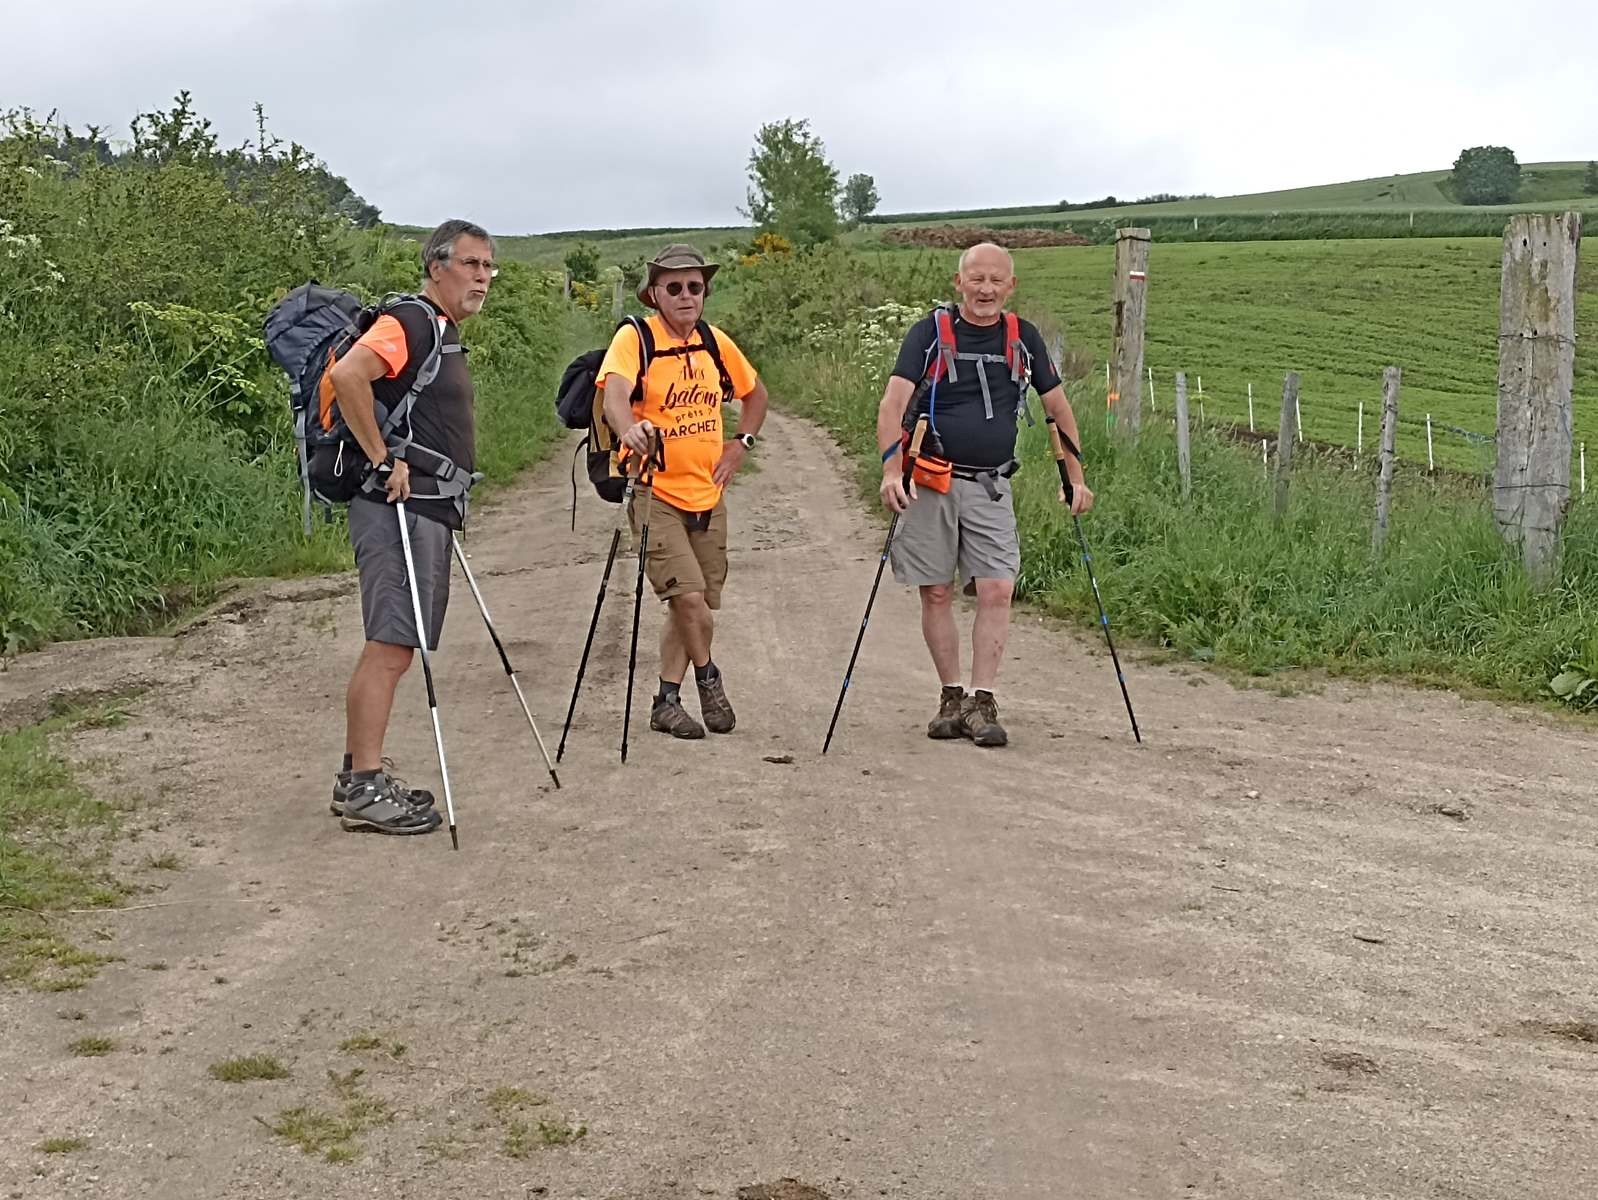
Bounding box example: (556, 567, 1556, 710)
(597, 315, 758, 513)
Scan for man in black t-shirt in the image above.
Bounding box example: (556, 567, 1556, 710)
(876, 242, 1094, 749)
(324, 218, 496, 835)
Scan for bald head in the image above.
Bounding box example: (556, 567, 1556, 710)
(958, 241, 1014, 275)
(952, 241, 1017, 326)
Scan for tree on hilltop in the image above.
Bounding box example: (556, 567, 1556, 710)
(743, 118, 840, 246)
(840, 173, 880, 227)
(1451, 145, 1521, 205)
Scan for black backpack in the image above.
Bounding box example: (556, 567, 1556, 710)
(263, 282, 460, 531)
(555, 317, 734, 518)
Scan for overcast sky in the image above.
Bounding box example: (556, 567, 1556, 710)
(9, 1, 1595, 234)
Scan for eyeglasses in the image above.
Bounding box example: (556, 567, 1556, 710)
(455, 255, 499, 278)
(660, 280, 704, 297)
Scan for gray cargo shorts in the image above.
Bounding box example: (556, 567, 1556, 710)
(890, 473, 1021, 587)
(348, 498, 451, 651)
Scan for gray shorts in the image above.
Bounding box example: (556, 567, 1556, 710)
(348, 498, 451, 651)
(890, 474, 1020, 587)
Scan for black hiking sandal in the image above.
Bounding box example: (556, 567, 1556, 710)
(650, 695, 706, 740)
(339, 773, 442, 836)
(330, 759, 435, 816)
(960, 690, 1008, 748)
(696, 671, 736, 734)
(927, 685, 967, 739)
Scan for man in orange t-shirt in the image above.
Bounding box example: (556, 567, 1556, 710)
(597, 243, 768, 740)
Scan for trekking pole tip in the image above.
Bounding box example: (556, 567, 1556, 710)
(449, 825, 459, 851)
(548, 770, 562, 790)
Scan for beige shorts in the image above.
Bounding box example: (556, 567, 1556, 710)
(890, 473, 1020, 587)
(629, 490, 728, 609)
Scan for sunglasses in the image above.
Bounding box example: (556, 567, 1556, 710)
(659, 280, 705, 297)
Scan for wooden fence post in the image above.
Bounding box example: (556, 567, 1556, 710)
(562, 268, 572, 300)
(1274, 372, 1299, 520)
(612, 279, 624, 319)
(1174, 371, 1191, 500)
(1111, 228, 1151, 433)
(1494, 212, 1581, 585)
(1372, 367, 1401, 553)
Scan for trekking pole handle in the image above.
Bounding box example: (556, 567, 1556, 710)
(903, 415, 929, 488)
(636, 428, 665, 485)
(1046, 418, 1084, 504)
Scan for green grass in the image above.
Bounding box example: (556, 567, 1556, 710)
(208, 1054, 291, 1082)
(38, 1137, 87, 1154)
(783, 239, 1596, 474)
(0, 698, 134, 991)
(261, 1067, 391, 1164)
(410, 224, 748, 271)
(338, 1032, 407, 1058)
(485, 1085, 546, 1116)
(753, 255, 1598, 704)
(870, 162, 1597, 225)
(994, 239, 1596, 473)
(67, 1035, 116, 1057)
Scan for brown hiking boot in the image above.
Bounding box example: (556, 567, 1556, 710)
(650, 695, 705, 740)
(696, 671, 736, 734)
(960, 690, 1008, 748)
(927, 685, 967, 739)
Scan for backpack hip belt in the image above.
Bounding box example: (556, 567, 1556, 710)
(949, 458, 1020, 501)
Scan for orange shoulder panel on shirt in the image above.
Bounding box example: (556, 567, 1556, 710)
(353, 313, 409, 379)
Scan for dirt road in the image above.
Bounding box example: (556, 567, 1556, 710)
(5, 412, 1598, 1199)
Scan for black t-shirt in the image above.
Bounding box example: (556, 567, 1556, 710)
(357, 295, 476, 528)
(890, 309, 1060, 468)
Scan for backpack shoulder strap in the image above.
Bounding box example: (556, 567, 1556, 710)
(620, 315, 652, 405)
(1003, 312, 1030, 386)
(928, 304, 959, 383)
(695, 320, 736, 400)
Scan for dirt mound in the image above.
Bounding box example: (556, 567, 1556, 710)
(883, 225, 1092, 249)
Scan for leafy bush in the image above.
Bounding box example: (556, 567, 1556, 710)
(0, 98, 576, 654)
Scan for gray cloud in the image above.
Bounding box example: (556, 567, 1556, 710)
(8, 0, 1595, 233)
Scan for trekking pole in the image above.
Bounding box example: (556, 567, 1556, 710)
(620, 432, 663, 765)
(450, 534, 561, 790)
(557, 466, 641, 763)
(1046, 419, 1141, 744)
(395, 502, 462, 849)
(822, 416, 929, 754)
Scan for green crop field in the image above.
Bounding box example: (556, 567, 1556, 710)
(873, 162, 1598, 226)
(395, 224, 749, 270)
(993, 238, 1596, 472)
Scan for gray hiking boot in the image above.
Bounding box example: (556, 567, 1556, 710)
(339, 772, 442, 835)
(960, 690, 1008, 748)
(650, 695, 705, 740)
(927, 685, 968, 739)
(331, 758, 435, 816)
(696, 671, 736, 734)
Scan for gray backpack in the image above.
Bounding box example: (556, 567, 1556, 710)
(263, 282, 472, 530)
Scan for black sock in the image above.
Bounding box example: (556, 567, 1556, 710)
(341, 753, 353, 773)
(657, 679, 681, 705)
(350, 767, 380, 782)
(693, 660, 718, 684)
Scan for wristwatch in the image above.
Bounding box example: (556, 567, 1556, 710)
(736, 433, 757, 449)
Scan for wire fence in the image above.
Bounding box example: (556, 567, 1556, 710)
(1106, 360, 1589, 496)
